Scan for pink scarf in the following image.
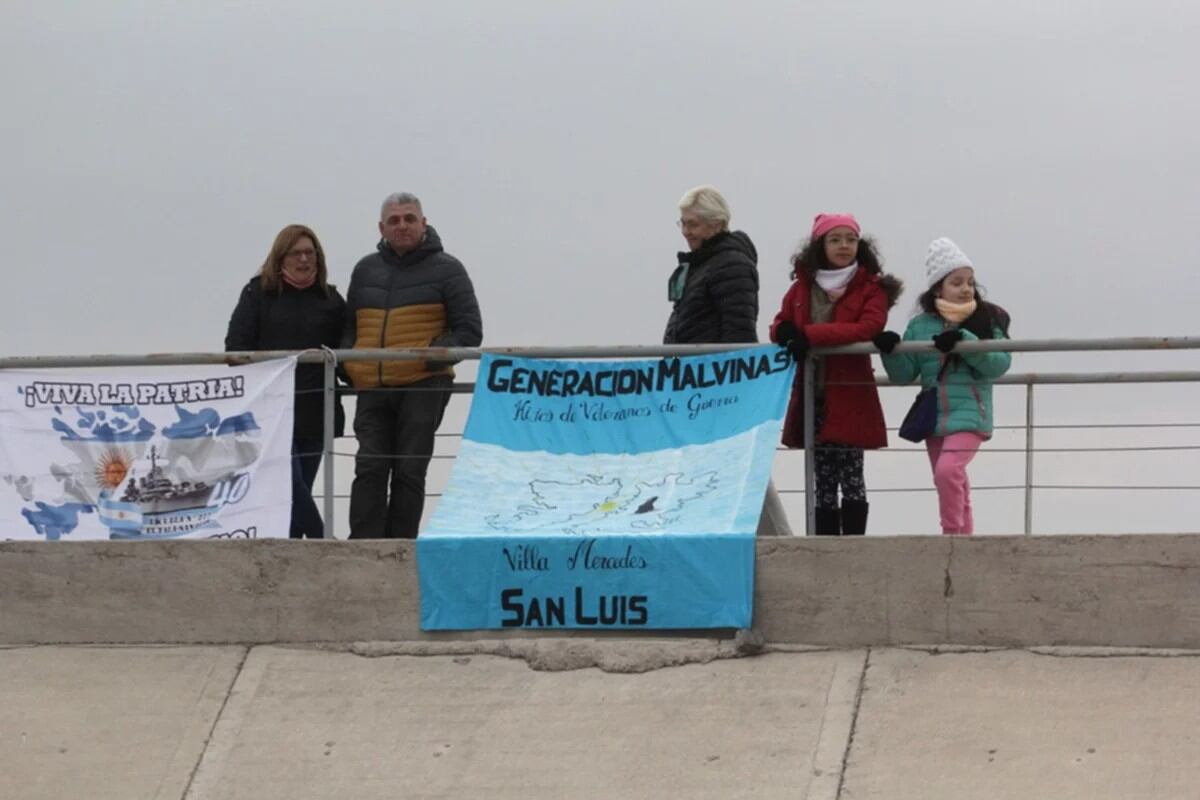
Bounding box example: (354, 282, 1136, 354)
(281, 266, 317, 290)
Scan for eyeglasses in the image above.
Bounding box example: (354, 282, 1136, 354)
(284, 247, 317, 261)
(676, 219, 706, 232)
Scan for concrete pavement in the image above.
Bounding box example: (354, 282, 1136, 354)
(3, 644, 1199, 799)
(0, 646, 244, 800)
(843, 648, 1200, 799)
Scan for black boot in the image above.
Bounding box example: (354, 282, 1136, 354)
(814, 506, 841, 536)
(841, 499, 869, 536)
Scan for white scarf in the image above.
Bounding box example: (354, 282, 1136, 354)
(814, 263, 858, 301)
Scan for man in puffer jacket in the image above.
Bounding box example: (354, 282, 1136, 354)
(343, 192, 483, 538)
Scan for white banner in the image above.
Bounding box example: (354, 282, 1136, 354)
(0, 359, 296, 541)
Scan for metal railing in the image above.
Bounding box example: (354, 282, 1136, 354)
(5, 336, 1200, 537)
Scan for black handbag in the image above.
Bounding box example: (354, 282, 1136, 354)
(898, 360, 950, 443)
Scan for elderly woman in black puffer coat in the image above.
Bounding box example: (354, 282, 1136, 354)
(664, 185, 759, 345)
(664, 186, 789, 534)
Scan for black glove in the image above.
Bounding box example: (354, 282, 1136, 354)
(773, 321, 810, 360)
(773, 321, 799, 347)
(873, 331, 901, 354)
(786, 330, 810, 361)
(932, 328, 964, 353)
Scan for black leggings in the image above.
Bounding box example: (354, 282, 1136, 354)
(813, 399, 866, 509)
(814, 444, 865, 509)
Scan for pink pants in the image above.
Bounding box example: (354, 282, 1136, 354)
(926, 432, 985, 535)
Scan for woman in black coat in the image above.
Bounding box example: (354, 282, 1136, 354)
(225, 224, 346, 538)
(663, 186, 789, 534)
(663, 184, 759, 345)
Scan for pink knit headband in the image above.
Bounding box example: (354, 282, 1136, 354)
(811, 213, 860, 240)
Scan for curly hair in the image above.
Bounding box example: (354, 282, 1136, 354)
(790, 234, 884, 282)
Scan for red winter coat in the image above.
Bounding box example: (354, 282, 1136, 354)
(770, 269, 899, 449)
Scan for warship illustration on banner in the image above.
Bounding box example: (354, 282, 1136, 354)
(97, 446, 237, 539)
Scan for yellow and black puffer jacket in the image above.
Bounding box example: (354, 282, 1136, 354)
(341, 226, 483, 388)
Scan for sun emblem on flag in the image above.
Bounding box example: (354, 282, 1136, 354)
(94, 448, 133, 489)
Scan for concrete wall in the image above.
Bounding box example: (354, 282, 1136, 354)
(2, 536, 1199, 647)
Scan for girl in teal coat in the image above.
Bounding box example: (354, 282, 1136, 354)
(875, 238, 1012, 535)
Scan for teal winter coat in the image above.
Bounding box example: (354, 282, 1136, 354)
(882, 313, 1012, 438)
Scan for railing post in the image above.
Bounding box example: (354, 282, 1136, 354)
(803, 353, 816, 536)
(1024, 381, 1034, 536)
(322, 352, 337, 540)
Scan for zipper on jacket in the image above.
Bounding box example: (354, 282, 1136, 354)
(376, 309, 391, 386)
(934, 321, 953, 437)
(936, 356, 949, 437)
(378, 263, 400, 386)
(969, 384, 987, 431)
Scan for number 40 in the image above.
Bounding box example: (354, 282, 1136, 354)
(211, 473, 251, 505)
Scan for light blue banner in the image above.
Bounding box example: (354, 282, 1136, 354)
(418, 345, 794, 630)
(468, 348, 793, 454)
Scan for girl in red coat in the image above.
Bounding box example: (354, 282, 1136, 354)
(771, 213, 902, 535)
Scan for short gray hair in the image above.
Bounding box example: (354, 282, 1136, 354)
(380, 192, 423, 220)
(678, 185, 731, 230)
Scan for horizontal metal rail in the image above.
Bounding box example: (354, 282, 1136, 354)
(3, 335, 1200, 370)
(6, 337, 1200, 538)
(8, 352, 1200, 389)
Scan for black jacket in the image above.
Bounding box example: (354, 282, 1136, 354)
(663, 230, 759, 344)
(224, 276, 347, 442)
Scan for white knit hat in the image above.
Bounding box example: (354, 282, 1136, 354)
(925, 237, 973, 289)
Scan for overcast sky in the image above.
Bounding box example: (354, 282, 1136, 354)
(4, 1, 1199, 534)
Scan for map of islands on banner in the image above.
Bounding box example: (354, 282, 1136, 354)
(418, 345, 795, 630)
(0, 359, 296, 541)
